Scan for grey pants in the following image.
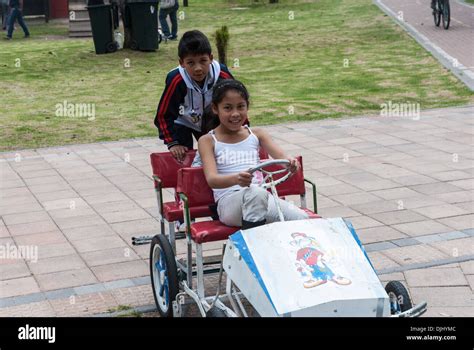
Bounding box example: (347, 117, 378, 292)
(217, 186, 309, 227)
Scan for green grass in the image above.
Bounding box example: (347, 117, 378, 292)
(0, 0, 472, 151)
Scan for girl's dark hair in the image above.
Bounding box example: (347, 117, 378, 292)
(178, 30, 212, 59)
(212, 79, 249, 106)
(202, 79, 250, 133)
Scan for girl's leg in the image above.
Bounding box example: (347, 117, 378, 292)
(265, 195, 309, 223)
(217, 186, 269, 227)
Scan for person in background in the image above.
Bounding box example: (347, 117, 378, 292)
(1, 0, 9, 30)
(5, 0, 29, 40)
(159, 0, 178, 41)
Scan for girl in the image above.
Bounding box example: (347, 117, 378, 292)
(198, 80, 309, 229)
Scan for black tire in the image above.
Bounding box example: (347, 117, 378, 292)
(130, 40, 139, 51)
(442, 0, 450, 29)
(206, 306, 227, 317)
(434, 0, 441, 26)
(106, 41, 118, 53)
(150, 234, 179, 318)
(385, 281, 413, 314)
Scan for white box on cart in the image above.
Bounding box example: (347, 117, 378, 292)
(223, 217, 390, 317)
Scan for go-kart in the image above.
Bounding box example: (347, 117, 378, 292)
(132, 153, 427, 317)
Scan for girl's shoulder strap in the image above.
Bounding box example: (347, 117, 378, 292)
(208, 129, 219, 143)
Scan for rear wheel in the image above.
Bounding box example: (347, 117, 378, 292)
(150, 234, 179, 317)
(106, 41, 118, 53)
(385, 281, 413, 315)
(442, 0, 450, 29)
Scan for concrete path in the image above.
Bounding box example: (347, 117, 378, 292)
(0, 105, 473, 317)
(375, 0, 474, 90)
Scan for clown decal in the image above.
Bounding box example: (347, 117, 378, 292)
(290, 232, 351, 288)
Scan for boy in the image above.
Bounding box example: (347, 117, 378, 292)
(154, 30, 235, 162)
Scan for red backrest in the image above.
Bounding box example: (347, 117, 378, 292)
(265, 155, 305, 196)
(150, 150, 197, 188)
(177, 167, 215, 207)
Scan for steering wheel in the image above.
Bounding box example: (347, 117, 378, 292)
(248, 159, 292, 190)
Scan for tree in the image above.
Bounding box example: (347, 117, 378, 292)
(215, 26, 229, 66)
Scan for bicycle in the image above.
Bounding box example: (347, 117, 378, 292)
(433, 0, 450, 30)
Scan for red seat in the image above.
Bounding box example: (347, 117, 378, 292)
(150, 150, 197, 229)
(190, 221, 240, 244)
(162, 202, 213, 222)
(177, 156, 320, 244)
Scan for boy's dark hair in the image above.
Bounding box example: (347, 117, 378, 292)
(202, 79, 250, 133)
(178, 30, 212, 59)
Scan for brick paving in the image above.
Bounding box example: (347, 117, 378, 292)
(0, 105, 473, 317)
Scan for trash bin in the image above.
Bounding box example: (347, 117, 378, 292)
(125, 0, 159, 51)
(87, 3, 119, 54)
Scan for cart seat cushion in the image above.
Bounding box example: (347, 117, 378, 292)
(163, 202, 213, 222)
(190, 221, 240, 244)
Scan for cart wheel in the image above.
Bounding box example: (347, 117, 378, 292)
(106, 41, 118, 53)
(130, 40, 139, 50)
(206, 306, 227, 317)
(385, 281, 412, 314)
(150, 234, 179, 318)
(433, 0, 441, 26)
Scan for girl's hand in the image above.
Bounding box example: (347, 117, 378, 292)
(236, 171, 253, 187)
(288, 157, 300, 174)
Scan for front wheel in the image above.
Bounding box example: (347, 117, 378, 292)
(150, 234, 179, 317)
(385, 281, 413, 315)
(442, 0, 450, 29)
(434, 0, 441, 26)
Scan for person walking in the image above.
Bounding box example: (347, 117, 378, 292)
(159, 0, 178, 41)
(1, 0, 9, 30)
(5, 0, 30, 40)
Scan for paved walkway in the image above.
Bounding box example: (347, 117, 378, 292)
(375, 0, 474, 90)
(1, 105, 473, 317)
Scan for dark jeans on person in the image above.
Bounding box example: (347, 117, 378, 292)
(1, 4, 9, 30)
(159, 3, 178, 38)
(7, 7, 29, 38)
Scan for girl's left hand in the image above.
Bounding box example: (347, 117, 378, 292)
(288, 157, 300, 174)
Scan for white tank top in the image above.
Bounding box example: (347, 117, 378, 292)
(210, 126, 263, 202)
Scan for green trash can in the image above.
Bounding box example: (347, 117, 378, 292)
(125, 0, 159, 51)
(87, 3, 118, 54)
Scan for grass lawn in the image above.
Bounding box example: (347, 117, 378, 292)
(0, 0, 472, 151)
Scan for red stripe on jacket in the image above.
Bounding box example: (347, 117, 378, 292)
(219, 71, 232, 79)
(157, 74, 183, 143)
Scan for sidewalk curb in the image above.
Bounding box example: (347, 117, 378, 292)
(374, 0, 474, 91)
